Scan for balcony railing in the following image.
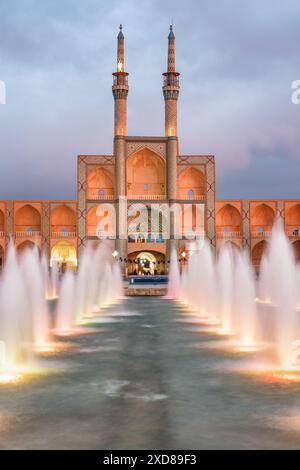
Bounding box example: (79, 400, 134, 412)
(163, 75, 180, 87)
(182, 229, 205, 239)
(288, 232, 300, 238)
(127, 194, 167, 201)
(251, 231, 272, 238)
(87, 191, 115, 201)
(51, 231, 76, 238)
(178, 195, 205, 201)
(217, 231, 241, 239)
(15, 231, 41, 238)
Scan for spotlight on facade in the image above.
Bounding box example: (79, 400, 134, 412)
(112, 250, 119, 259)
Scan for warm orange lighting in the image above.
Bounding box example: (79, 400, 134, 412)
(34, 342, 74, 355)
(267, 371, 300, 384)
(0, 372, 23, 384)
(217, 327, 236, 336)
(233, 345, 260, 353)
(117, 60, 123, 72)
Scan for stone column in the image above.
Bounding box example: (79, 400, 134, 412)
(242, 200, 251, 258)
(167, 136, 178, 259)
(115, 136, 127, 272)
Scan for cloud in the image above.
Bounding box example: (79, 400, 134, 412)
(0, 0, 299, 199)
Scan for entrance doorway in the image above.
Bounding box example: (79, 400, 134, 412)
(128, 251, 166, 275)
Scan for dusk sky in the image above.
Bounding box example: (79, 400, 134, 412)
(0, 0, 300, 200)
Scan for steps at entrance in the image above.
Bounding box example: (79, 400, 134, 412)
(125, 286, 167, 296)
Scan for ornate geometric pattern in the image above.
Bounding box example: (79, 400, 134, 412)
(126, 141, 167, 160)
(242, 200, 250, 249)
(5, 201, 14, 247)
(178, 155, 216, 250)
(77, 155, 115, 257)
(276, 200, 284, 221)
(41, 202, 50, 257)
(77, 156, 88, 257)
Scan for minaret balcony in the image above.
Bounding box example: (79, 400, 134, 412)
(163, 74, 180, 88)
(112, 73, 128, 87)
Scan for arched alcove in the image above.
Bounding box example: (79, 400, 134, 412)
(177, 167, 205, 200)
(15, 205, 41, 234)
(127, 148, 166, 197)
(87, 167, 115, 199)
(51, 205, 76, 236)
(217, 204, 242, 235)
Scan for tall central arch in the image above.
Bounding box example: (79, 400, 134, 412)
(127, 148, 166, 197)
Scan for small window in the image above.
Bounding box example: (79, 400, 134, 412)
(26, 227, 33, 235)
(144, 184, 149, 192)
(188, 189, 194, 200)
(223, 227, 230, 235)
(98, 188, 105, 198)
(293, 227, 299, 236)
(61, 228, 68, 237)
(258, 227, 264, 234)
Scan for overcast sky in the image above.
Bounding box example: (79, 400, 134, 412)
(0, 0, 300, 200)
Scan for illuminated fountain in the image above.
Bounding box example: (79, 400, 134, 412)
(55, 271, 75, 334)
(0, 240, 124, 381)
(74, 243, 123, 323)
(21, 247, 51, 350)
(216, 243, 235, 334)
(233, 250, 257, 346)
(258, 224, 298, 369)
(171, 222, 300, 373)
(0, 243, 33, 377)
(167, 248, 181, 299)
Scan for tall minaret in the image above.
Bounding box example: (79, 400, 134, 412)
(112, 24, 129, 136)
(163, 25, 179, 206)
(162, 25, 180, 137)
(163, 25, 180, 259)
(113, 25, 128, 270)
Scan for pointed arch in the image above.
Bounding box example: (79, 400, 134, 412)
(292, 240, 300, 263)
(177, 167, 205, 200)
(217, 204, 241, 234)
(286, 204, 300, 235)
(16, 240, 40, 254)
(51, 204, 76, 236)
(15, 204, 41, 233)
(87, 167, 115, 199)
(126, 147, 166, 197)
(252, 240, 268, 272)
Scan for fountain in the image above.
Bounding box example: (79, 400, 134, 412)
(167, 248, 181, 299)
(233, 250, 257, 346)
(55, 270, 75, 333)
(21, 247, 51, 350)
(0, 242, 32, 371)
(258, 223, 298, 368)
(0, 240, 124, 379)
(169, 222, 300, 371)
